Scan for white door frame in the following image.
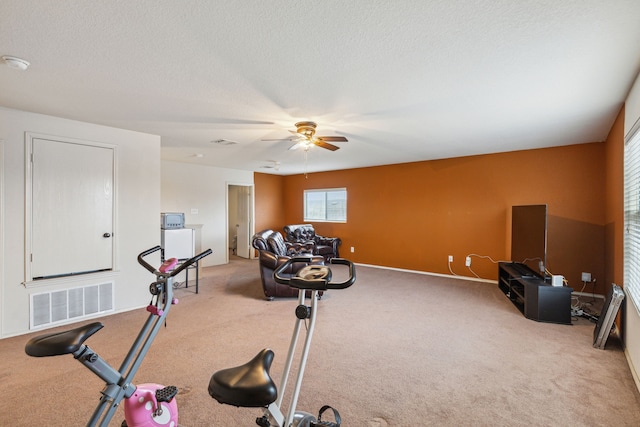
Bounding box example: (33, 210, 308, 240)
(226, 182, 255, 263)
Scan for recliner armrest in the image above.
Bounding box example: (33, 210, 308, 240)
(258, 250, 280, 269)
(315, 235, 341, 248)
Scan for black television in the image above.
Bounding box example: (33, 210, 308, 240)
(511, 204, 547, 277)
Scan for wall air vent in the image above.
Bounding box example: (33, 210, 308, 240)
(30, 282, 114, 329)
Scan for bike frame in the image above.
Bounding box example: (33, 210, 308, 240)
(262, 288, 320, 427)
(259, 257, 355, 427)
(86, 247, 181, 426)
(87, 283, 173, 423)
(26, 246, 211, 427)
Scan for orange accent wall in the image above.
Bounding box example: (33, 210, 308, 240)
(605, 106, 625, 289)
(255, 141, 608, 292)
(254, 172, 285, 233)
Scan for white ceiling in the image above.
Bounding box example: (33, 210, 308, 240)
(2, 1, 640, 175)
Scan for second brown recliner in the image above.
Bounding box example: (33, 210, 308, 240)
(283, 224, 341, 261)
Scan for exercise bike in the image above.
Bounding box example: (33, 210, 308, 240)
(25, 245, 212, 427)
(208, 256, 356, 427)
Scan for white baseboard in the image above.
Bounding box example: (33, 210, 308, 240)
(625, 347, 640, 395)
(354, 262, 496, 284)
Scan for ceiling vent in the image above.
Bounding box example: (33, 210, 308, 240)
(211, 139, 238, 145)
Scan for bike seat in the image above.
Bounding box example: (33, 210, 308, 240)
(25, 322, 104, 357)
(208, 348, 277, 408)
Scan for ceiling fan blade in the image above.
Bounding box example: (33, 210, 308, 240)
(317, 136, 348, 142)
(262, 137, 297, 141)
(313, 140, 340, 151)
(288, 141, 304, 150)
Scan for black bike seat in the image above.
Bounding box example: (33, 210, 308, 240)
(208, 348, 277, 407)
(25, 322, 104, 357)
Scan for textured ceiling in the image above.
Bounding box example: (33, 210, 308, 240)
(2, 1, 640, 175)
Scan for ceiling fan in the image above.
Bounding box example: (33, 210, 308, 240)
(263, 121, 348, 151)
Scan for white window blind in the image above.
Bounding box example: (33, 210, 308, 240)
(304, 188, 347, 222)
(624, 127, 640, 314)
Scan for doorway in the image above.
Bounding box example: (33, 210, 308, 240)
(227, 184, 254, 260)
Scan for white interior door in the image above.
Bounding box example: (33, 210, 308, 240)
(31, 138, 114, 279)
(235, 185, 252, 259)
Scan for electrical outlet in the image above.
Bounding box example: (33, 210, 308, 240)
(465, 256, 471, 267)
(350, 246, 355, 253)
(448, 255, 453, 263)
(581, 272, 591, 282)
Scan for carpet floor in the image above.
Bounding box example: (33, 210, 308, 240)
(1, 256, 639, 426)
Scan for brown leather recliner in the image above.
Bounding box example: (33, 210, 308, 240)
(252, 230, 324, 300)
(283, 224, 341, 261)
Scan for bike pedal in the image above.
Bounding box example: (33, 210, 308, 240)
(156, 385, 178, 402)
(311, 405, 341, 427)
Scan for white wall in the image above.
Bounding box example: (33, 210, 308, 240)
(0, 107, 160, 338)
(160, 160, 254, 267)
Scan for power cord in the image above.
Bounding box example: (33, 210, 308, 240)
(448, 258, 459, 276)
(462, 254, 511, 280)
(571, 280, 599, 322)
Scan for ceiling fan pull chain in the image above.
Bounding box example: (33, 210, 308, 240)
(304, 150, 309, 179)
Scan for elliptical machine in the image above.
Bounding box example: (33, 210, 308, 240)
(208, 256, 356, 427)
(25, 246, 212, 427)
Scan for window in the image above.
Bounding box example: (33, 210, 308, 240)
(624, 127, 640, 314)
(304, 188, 347, 222)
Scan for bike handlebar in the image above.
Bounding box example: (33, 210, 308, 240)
(273, 257, 356, 290)
(137, 246, 213, 277)
(170, 249, 213, 277)
(324, 258, 357, 289)
(137, 246, 162, 273)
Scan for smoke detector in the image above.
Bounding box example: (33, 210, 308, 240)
(2, 55, 30, 71)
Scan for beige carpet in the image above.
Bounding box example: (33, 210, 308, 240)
(1, 257, 639, 426)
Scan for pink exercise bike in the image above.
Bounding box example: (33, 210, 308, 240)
(25, 245, 211, 427)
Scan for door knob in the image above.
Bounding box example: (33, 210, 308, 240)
(103, 233, 112, 238)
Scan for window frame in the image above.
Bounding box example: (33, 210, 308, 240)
(303, 188, 347, 223)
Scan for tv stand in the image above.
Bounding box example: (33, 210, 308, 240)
(498, 262, 572, 324)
